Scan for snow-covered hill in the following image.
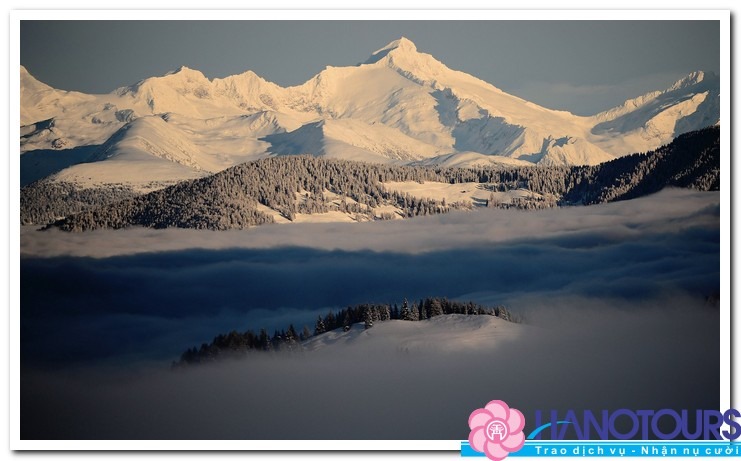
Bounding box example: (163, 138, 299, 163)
(29, 127, 717, 231)
(589, 71, 720, 155)
(302, 314, 523, 356)
(20, 37, 719, 188)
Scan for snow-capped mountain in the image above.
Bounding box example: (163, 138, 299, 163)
(20, 37, 719, 188)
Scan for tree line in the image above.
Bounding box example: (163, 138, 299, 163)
(20, 126, 720, 230)
(174, 297, 518, 367)
(20, 182, 137, 226)
(560, 126, 719, 204)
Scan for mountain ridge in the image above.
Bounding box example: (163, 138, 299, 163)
(23, 126, 718, 232)
(20, 38, 719, 189)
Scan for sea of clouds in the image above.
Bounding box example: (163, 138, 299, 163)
(19, 189, 721, 439)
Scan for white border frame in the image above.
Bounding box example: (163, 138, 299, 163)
(8, 9, 731, 452)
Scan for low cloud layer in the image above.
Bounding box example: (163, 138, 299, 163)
(21, 189, 719, 258)
(21, 214, 719, 364)
(18, 189, 721, 440)
(22, 298, 719, 440)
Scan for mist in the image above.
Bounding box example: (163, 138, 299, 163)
(18, 189, 721, 439)
(21, 298, 719, 440)
(20, 188, 719, 258)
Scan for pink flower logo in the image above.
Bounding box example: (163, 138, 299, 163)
(468, 400, 525, 461)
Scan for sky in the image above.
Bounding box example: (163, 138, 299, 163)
(20, 20, 719, 115)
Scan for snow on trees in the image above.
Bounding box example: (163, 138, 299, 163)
(174, 296, 521, 367)
(31, 128, 720, 232)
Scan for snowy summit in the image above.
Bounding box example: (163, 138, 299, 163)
(20, 38, 720, 189)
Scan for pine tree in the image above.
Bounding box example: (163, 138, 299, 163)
(301, 325, 312, 341)
(326, 311, 337, 331)
(400, 299, 412, 321)
(281, 324, 299, 351)
(259, 328, 271, 351)
(429, 298, 444, 317)
(314, 315, 326, 335)
(408, 303, 419, 321)
(271, 330, 282, 350)
(418, 299, 427, 320)
(363, 307, 374, 330)
(287, 324, 298, 342)
(342, 311, 352, 331)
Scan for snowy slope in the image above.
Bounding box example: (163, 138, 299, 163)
(21, 66, 98, 126)
(20, 38, 719, 188)
(21, 66, 132, 152)
(412, 152, 533, 168)
(589, 71, 720, 155)
(302, 314, 524, 355)
(265, 118, 444, 163)
(382, 180, 543, 207)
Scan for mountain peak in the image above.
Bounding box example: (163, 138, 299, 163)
(669, 70, 712, 91)
(20, 65, 41, 83)
(20, 39, 721, 174)
(364, 37, 419, 64)
(382, 37, 417, 52)
(20, 65, 52, 92)
(164, 65, 206, 79)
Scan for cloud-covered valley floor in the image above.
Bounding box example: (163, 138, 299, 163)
(20, 189, 720, 439)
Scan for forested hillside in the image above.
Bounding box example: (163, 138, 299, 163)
(21, 127, 719, 231)
(561, 127, 719, 204)
(174, 297, 518, 367)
